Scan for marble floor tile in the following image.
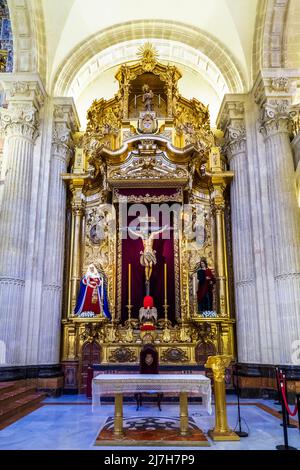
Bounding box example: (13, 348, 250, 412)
(0, 395, 299, 450)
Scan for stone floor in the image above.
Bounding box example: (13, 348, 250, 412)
(0, 394, 299, 450)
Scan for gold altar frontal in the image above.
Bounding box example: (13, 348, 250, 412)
(60, 44, 236, 392)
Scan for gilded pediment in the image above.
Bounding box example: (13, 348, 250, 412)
(107, 149, 188, 186)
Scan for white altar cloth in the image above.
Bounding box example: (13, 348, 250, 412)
(92, 373, 212, 414)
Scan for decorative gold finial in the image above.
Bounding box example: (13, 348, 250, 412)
(137, 42, 159, 72)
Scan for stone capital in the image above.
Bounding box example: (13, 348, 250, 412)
(259, 100, 294, 139)
(0, 103, 39, 141)
(52, 98, 80, 163)
(0, 73, 46, 141)
(216, 95, 247, 160)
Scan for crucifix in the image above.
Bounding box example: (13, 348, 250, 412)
(128, 217, 168, 295)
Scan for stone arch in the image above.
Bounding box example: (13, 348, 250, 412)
(7, 0, 47, 84)
(283, 0, 300, 68)
(52, 19, 246, 97)
(253, 0, 290, 81)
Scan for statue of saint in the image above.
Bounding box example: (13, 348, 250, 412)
(142, 84, 154, 112)
(197, 258, 216, 312)
(128, 225, 168, 281)
(74, 263, 111, 319)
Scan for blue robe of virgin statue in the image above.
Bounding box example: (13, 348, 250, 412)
(74, 274, 111, 320)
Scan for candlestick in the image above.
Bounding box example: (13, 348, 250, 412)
(128, 263, 131, 306)
(163, 263, 169, 324)
(164, 263, 167, 305)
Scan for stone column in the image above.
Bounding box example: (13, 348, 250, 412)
(218, 100, 260, 363)
(291, 119, 300, 206)
(260, 100, 300, 364)
(38, 99, 79, 364)
(0, 77, 44, 365)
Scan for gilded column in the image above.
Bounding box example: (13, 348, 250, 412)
(210, 168, 233, 318)
(69, 182, 85, 315)
(205, 355, 239, 441)
(219, 100, 260, 362)
(38, 99, 79, 364)
(0, 77, 44, 364)
(260, 100, 300, 364)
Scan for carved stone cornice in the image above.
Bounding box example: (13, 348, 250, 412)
(0, 75, 46, 109)
(259, 100, 293, 139)
(252, 70, 298, 108)
(217, 99, 245, 132)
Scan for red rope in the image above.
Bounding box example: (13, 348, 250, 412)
(280, 382, 298, 417)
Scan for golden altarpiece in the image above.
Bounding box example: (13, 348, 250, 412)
(61, 45, 235, 392)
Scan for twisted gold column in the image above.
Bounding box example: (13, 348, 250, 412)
(205, 355, 240, 441)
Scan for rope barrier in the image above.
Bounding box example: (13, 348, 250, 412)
(276, 369, 298, 417)
(280, 382, 298, 417)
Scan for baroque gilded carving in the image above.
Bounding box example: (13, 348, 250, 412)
(108, 153, 188, 182)
(161, 347, 188, 363)
(80, 323, 104, 343)
(108, 347, 137, 363)
(113, 188, 183, 203)
(205, 355, 232, 382)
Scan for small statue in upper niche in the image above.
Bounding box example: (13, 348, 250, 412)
(142, 84, 154, 111)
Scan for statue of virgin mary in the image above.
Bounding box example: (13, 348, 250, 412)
(74, 264, 111, 319)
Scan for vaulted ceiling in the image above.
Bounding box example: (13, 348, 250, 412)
(30, 0, 258, 127)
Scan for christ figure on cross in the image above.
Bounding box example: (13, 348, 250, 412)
(128, 224, 168, 282)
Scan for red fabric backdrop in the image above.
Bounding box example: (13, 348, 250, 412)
(118, 189, 178, 323)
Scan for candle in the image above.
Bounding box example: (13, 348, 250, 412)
(158, 94, 161, 108)
(134, 94, 137, 109)
(164, 263, 167, 304)
(128, 263, 131, 305)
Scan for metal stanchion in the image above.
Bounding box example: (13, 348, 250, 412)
(279, 371, 297, 429)
(234, 363, 248, 438)
(274, 365, 282, 406)
(276, 380, 297, 450)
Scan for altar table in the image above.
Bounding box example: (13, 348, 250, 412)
(92, 373, 212, 437)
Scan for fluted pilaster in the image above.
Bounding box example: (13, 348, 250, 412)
(227, 126, 261, 363)
(218, 99, 260, 363)
(38, 99, 79, 364)
(0, 77, 44, 364)
(260, 100, 300, 364)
